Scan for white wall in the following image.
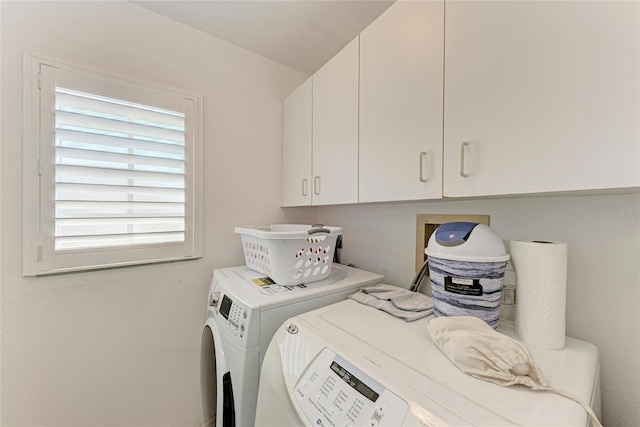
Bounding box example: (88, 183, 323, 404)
(317, 192, 640, 427)
(3, 2, 638, 427)
(0, 1, 313, 426)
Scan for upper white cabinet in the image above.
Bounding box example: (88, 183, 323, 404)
(282, 78, 312, 207)
(443, 1, 640, 197)
(312, 37, 360, 205)
(282, 1, 639, 206)
(359, 1, 444, 203)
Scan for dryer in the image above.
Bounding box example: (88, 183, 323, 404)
(255, 299, 601, 426)
(200, 264, 383, 427)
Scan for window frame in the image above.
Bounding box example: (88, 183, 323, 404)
(23, 52, 204, 276)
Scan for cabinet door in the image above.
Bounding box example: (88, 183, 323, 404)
(312, 37, 359, 206)
(282, 78, 312, 207)
(359, 0, 444, 203)
(444, 1, 640, 197)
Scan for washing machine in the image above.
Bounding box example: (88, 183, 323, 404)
(200, 264, 383, 427)
(255, 299, 601, 426)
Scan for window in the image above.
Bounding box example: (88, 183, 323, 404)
(23, 54, 203, 275)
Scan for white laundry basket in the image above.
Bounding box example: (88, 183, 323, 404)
(234, 224, 343, 285)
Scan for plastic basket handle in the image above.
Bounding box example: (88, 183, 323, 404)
(307, 224, 331, 235)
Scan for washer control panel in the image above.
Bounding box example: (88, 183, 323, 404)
(295, 348, 408, 426)
(217, 293, 248, 339)
(209, 275, 250, 344)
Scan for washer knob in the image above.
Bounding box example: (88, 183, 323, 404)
(209, 291, 220, 306)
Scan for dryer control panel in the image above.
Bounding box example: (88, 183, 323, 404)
(295, 348, 408, 426)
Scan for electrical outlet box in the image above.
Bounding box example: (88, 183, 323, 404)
(415, 214, 490, 272)
(502, 286, 517, 305)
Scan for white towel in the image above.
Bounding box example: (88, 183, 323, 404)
(349, 284, 434, 322)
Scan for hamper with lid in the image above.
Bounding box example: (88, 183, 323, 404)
(234, 224, 342, 286)
(426, 222, 509, 329)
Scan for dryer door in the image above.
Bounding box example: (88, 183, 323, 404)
(201, 315, 235, 427)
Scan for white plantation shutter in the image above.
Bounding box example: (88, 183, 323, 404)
(24, 56, 203, 275)
(54, 87, 186, 250)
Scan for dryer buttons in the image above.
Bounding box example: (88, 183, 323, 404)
(374, 405, 385, 418)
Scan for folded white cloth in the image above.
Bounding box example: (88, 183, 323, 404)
(362, 283, 409, 300)
(349, 284, 434, 322)
(427, 316, 602, 427)
(391, 292, 433, 312)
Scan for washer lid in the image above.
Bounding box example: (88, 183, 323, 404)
(298, 300, 599, 426)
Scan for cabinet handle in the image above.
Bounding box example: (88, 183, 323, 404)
(302, 179, 308, 196)
(460, 141, 470, 178)
(314, 176, 321, 195)
(419, 151, 429, 183)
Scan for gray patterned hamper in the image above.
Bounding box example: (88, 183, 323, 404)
(425, 222, 509, 329)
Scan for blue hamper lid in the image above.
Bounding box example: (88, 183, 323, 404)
(425, 222, 509, 263)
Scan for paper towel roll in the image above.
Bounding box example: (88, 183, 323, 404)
(511, 240, 567, 349)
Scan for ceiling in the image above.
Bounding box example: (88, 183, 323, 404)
(131, 0, 395, 75)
